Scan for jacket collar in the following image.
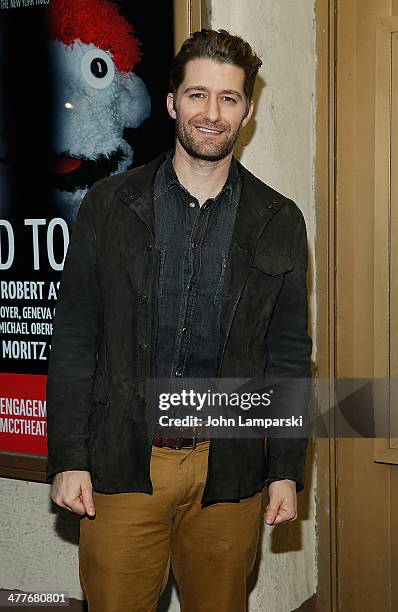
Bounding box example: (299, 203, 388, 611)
(115, 153, 167, 240)
(115, 151, 286, 252)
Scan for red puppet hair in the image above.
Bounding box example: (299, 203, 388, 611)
(48, 0, 142, 72)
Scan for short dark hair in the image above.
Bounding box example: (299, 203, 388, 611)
(169, 29, 262, 108)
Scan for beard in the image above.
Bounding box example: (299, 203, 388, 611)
(175, 115, 243, 162)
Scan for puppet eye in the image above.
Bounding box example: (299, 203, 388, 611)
(81, 49, 115, 90)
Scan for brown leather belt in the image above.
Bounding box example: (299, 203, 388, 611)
(152, 429, 211, 449)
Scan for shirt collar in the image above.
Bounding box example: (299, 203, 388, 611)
(163, 149, 240, 203)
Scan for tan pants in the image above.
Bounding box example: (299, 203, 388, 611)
(79, 441, 263, 612)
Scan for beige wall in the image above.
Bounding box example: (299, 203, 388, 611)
(0, 477, 82, 599)
(0, 1, 317, 610)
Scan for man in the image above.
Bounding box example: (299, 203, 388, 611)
(46, 29, 312, 612)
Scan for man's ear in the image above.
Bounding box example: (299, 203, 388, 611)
(167, 93, 177, 120)
(241, 99, 254, 128)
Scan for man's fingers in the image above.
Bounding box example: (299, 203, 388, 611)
(264, 497, 297, 526)
(64, 497, 87, 516)
(271, 508, 297, 526)
(53, 494, 86, 515)
(264, 500, 280, 525)
(51, 471, 94, 517)
(265, 480, 298, 526)
(81, 486, 96, 516)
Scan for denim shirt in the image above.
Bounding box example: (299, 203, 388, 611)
(153, 152, 242, 387)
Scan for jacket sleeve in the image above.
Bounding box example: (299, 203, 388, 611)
(46, 187, 100, 481)
(264, 207, 313, 493)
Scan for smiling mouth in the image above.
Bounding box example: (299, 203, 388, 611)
(195, 126, 224, 135)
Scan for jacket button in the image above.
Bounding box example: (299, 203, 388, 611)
(139, 294, 148, 303)
(136, 393, 145, 402)
(139, 343, 148, 351)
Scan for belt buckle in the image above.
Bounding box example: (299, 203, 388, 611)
(176, 427, 197, 449)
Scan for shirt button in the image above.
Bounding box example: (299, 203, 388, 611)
(136, 393, 145, 402)
(187, 283, 193, 290)
(181, 327, 187, 333)
(146, 243, 153, 251)
(191, 242, 197, 249)
(139, 343, 148, 351)
(189, 202, 196, 208)
(175, 370, 182, 377)
(139, 294, 148, 303)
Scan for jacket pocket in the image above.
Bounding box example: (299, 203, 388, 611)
(251, 252, 293, 276)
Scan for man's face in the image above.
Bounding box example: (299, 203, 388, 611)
(167, 58, 254, 162)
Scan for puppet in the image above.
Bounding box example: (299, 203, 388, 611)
(49, 0, 151, 222)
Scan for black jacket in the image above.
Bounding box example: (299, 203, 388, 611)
(46, 153, 312, 506)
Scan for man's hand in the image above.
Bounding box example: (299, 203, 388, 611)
(264, 479, 297, 526)
(51, 470, 95, 517)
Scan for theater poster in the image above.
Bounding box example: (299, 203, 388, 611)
(0, 0, 205, 480)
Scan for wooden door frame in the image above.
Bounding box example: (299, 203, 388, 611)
(314, 0, 337, 611)
(173, 0, 209, 51)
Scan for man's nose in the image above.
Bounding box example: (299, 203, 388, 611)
(203, 95, 221, 122)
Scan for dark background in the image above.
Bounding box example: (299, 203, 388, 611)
(0, 0, 175, 374)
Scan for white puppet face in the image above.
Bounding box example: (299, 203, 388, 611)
(51, 39, 151, 222)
